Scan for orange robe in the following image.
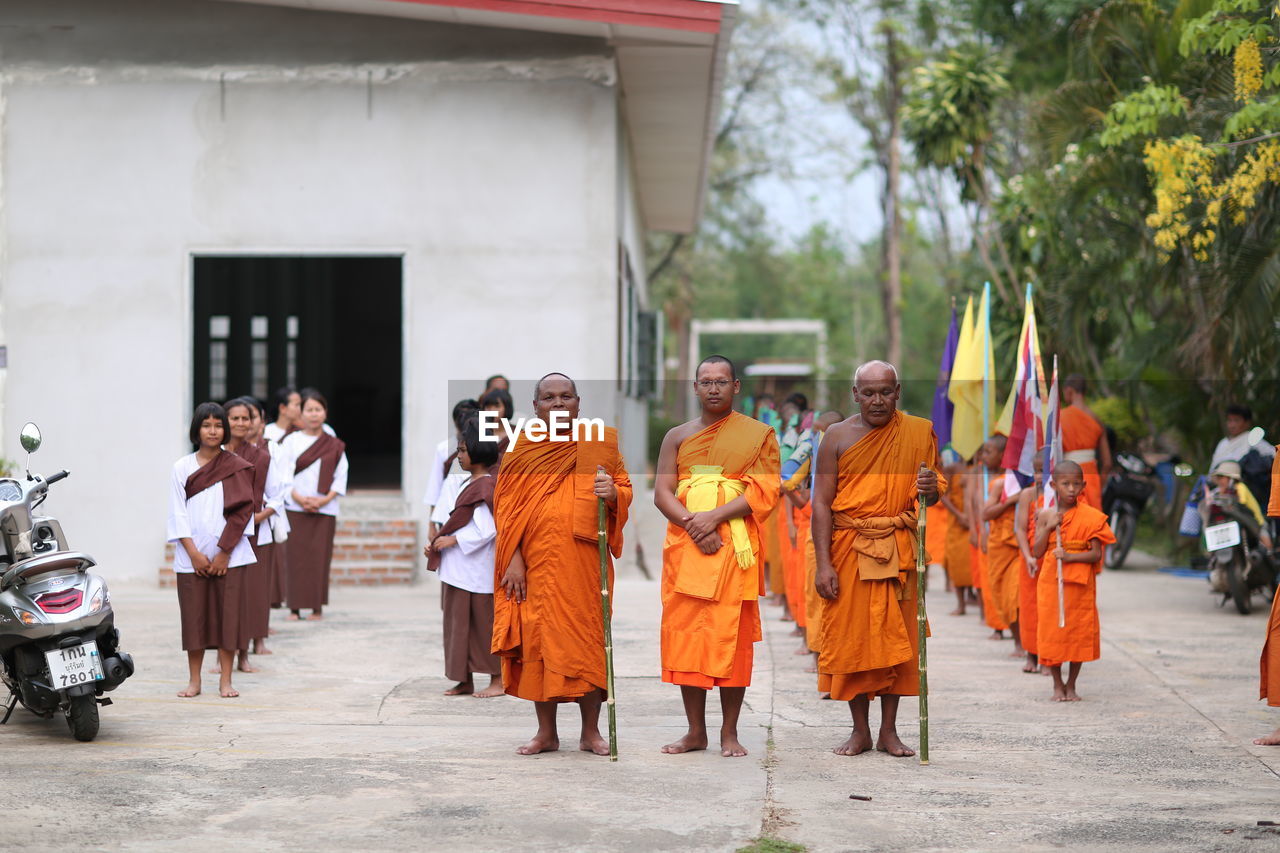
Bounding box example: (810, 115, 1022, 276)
(765, 503, 784, 595)
(817, 411, 945, 700)
(1019, 493, 1043, 656)
(1034, 503, 1115, 667)
(925, 489, 950, 567)
(804, 534, 823, 653)
(492, 428, 632, 702)
(942, 478, 972, 587)
(1260, 449, 1280, 706)
(1061, 406, 1105, 509)
(786, 502, 812, 627)
(983, 475, 1020, 631)
(661, 412, 780, 689)
(776, 499, 794, 609)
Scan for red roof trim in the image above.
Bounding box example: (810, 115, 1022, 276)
(382, 0, 724, 33)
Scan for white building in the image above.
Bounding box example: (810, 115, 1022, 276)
(0, 0, 734, 580)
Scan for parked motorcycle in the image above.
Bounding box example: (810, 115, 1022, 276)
(1200, 488, 1277, 615)
(0, 423, 134, 741)
(1101, 451, 1157, 569)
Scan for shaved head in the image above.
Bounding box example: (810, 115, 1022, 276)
(1054, 459, 1083, 478)
(697, 354, 737, 381)
(534, 372, 577, 397)
(854, 360, 899, 386)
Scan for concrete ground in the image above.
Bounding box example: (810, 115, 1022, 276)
(4, 551, 1279, 852)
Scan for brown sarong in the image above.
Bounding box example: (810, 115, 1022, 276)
(270, 539, 288, 608)
(243, 541, 273, 642)
(285, 511, 336, 611)
(176, 568, 245, 652)
(441, 581, 501, 681)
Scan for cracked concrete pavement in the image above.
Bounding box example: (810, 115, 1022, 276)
(3, 551, 1279, 851)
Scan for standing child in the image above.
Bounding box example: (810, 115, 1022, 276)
(982, 435, 1022, 654)
(282, 390, 348, 621)
(167, 402, 256, 698)
(1032, 460, 1116, 701)
(940, 458, 972, 615)
(424, 415, 503, 698)
(1013, 450, 1046, 674)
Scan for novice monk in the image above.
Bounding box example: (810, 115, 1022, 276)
(492, 374, 632, 755)
(1254, 449, 1280, 745)
(1032, 460, 1116, 702)
(1013, 450, 1046, 674)
(655, 356, 780, 757)
(813, 361, 944, 757)
(981, 436, 1022, 653)
(965, 455, 987, 614)
(1060, 375, 1111, 509)
(940, 459, 973, 615)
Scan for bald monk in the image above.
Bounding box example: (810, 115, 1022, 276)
(1013, 449, 1046, 674)
(981, 436, 1022, 653)
(1031, 460, 1115, 702)
(1060, 375, 1112, 509)
(492, 373, 633, 755)
(814, 361, 944, 757)
(940, 458, 973, 615)
(1254, 449, 1280, 745)
(656, 355, 780, 757)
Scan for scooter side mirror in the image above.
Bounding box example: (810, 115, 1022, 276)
(19, 423, 41, 454)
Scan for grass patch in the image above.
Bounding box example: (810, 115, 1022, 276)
(737, 839, 806, 853)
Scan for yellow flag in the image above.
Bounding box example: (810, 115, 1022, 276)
(947, 296, 980, 459)
(995, 286, 1043, 434)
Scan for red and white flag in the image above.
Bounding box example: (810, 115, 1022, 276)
(1042, 356, 1062, 510)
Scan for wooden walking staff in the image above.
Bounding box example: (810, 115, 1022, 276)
(1055, 526, 1066, 629)
(915, 464, 931, 766)
(596, 495, 619, 761)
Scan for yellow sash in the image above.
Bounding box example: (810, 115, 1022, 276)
(676, 464, 754, 569)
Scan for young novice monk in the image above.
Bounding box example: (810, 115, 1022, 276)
(940, 457, 972, 615)
(1013, 450, 1046, 674)
(1032, 460, 1116, 702)
(982, 435, 1022, 655)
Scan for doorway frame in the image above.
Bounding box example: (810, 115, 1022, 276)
(185, 247, 411, 495)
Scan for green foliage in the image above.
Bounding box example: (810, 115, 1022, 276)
(1092, 396, 1146, 447)
(904, 44, 1011, 178)
(736, 839, 807, 853)
(1099, 85, 1188, 146)
(1179, 0, 1273, 56)
(1223, 94, 1280, 139)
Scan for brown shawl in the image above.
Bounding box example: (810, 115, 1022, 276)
(426, 473, 496, 572)
(184, 450, 255, 553)
(230, 441, 269, 512)
(294, 432, 346, 494)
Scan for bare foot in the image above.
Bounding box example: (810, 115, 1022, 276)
(177, 684, 201, 698)
(769, 594, 785, 607)
(444, 681, 474, 696)
(833, 730, 873, 755)
(819, 692, 832, 700)
(780, 612, 793, 622)
(1052, 685, 1068, 701)
(789, 626, 803, 637)
(268, 627, 277, 636)
(1252, 728, 1280, 745)
(721, 732, 748, 757)
(660, 732, 708, 754)
(306, 612, 323, 621)
(237, 660, 260, 674)
(988, 630, 1005, 640)
(876, 732, 916, 757)
(949, 608, 966, 616)
(1022, 660, 1040, 674)
(1008, 650, 1025, 658)
(793, 644, 810, 655)
(286, 612, 300, 621)
(473, 683, 505, 698)
(804, 663, 818, 673)
(207, 665, 223, 674)
(1062, 687, 1081, 702)
(580, 733, 611, 755)
(253, 641, 272, 655)
(220, 685, 240, 698)
(516, 735, 559, 755)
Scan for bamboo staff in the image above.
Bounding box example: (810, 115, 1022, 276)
(1056, 524, 1066, 628)
(916, 467, 930, 766)
(597, 496, 618, 761)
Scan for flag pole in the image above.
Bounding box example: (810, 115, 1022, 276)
(1051, 354, 1065, 629)
(916, 468, 930, 766)
(981, 282, 992, 536)
(597, 495, 619, 761)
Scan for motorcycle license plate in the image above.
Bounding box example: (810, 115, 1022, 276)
(44, 641, 104, 690)
(1204, 521, 1242, 552)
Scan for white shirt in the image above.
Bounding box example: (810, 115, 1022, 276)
(281, 431, 349, 517)
(1211, 433, 1275, 470)
(167, 452, 256, 573)
(257, 442, 292, 545)
(430, 474, 497, 594)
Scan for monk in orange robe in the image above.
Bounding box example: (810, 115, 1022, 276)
(655, 355, 780, 757)
(776, 501, 795, 621)
(1032, 460, 1115, 702)
(924, 467, 950, 588)
(981, 436, 1022, 651)
(1060, 375, 1111, 509)
(492, 373, 632, 755)
(1254, 449, 1280, 745)
(1013, 449, 1046, 674)
(792, 412, 843, 665)
(786, 499, 812, 633)
(939, 461, 972, 615)
(814, 361, 944, 757)
(765, 503, 784, 606)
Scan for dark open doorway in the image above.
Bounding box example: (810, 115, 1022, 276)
(192, 256, 402, 490)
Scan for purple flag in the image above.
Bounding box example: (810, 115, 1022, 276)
(930, 305, 959, 449)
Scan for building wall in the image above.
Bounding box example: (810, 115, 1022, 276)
(0, 0, 637, 580)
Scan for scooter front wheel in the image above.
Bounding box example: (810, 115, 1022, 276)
(66, 694, 99, 742)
